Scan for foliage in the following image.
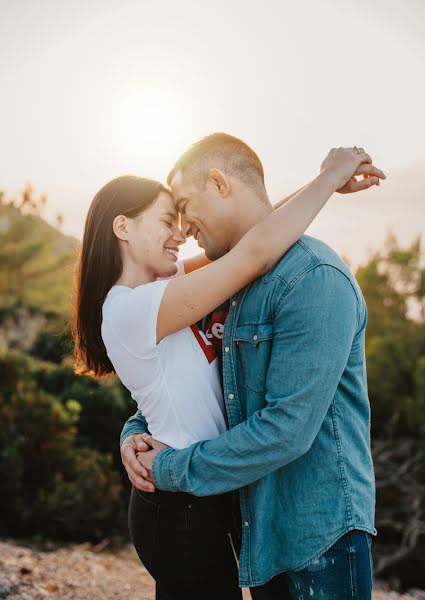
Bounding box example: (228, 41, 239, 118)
(357, 234, 425, 588)
(0, 351, 134, 541)
(357, 234, 425, 436)
(0, 188, 77, 315)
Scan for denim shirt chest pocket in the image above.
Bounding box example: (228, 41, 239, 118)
(233, 322, 273, 394)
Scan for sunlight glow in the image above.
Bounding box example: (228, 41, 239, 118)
(111, 88, 198, 179)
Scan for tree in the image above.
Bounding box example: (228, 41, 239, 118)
(356, 235, 425, 588)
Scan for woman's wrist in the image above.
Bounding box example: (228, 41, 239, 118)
(315, 169, 340, 196)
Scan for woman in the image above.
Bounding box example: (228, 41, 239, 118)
(72, 148, 376, 600)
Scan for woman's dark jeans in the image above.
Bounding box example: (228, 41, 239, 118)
(128, 485, 242, 600)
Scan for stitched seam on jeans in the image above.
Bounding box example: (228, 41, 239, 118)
(134, 486, 158, 507)
(348, 532, 357, 598)
(367, 536, 374, 582)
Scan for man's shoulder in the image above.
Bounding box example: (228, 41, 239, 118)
(264, 235, 352, 285)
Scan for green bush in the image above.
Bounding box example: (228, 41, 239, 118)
(0, 352, 132, 541)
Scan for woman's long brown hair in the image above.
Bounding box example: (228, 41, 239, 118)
(71, 175, 168, 378)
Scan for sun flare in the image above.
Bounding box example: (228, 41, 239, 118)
(112, 88, 198, 179)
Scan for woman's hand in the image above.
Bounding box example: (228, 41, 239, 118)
(320, 147, 386, 193)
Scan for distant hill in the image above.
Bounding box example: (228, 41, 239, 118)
(0, 201, 78, 316)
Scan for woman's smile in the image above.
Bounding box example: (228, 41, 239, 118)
(164, 246, 179, 261)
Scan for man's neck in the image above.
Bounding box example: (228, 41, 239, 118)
(228, 192, 274, 250)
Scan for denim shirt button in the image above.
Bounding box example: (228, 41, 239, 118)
(224, 346, 230, 352)
(253, 335, 258, 340)
(228, 393, 235, 400)
(244, 521, 249, 527)
(231, 300, 237, 307)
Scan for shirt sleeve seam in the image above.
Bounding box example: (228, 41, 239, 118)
(274, 263, 362, 321)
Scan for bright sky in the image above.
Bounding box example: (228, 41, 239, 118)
(1, 0, 424, 261)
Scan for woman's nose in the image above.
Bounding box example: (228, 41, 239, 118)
(173, 226, 186, 244)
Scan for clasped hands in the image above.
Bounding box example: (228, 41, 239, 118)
(120, 433, 169, 493)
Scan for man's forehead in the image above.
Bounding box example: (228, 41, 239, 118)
(169, 169, 185, 191)
(170, 171, 195, 210)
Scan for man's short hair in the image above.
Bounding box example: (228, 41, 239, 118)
(167, 132, 265, 192)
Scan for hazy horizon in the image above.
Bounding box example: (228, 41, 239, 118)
(1, 0, 424, 264)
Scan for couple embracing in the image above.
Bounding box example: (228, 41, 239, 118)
(72, 133, 383, 599)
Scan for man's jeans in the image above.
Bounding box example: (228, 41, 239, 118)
(250, 530, 373, 600)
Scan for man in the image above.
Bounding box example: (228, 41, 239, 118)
(120, 134, 381, 598)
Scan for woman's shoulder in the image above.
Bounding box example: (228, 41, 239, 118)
(102, 280, 170, 358)
(104, 280, 168, 308)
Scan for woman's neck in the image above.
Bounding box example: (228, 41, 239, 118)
(115, 262, 156, 288)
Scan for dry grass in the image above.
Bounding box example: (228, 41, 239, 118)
(0, 539, 423, 600)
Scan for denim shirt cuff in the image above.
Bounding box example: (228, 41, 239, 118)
(152, 447, 179, 491)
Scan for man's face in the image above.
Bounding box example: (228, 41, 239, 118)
(170, 170, 234, 260)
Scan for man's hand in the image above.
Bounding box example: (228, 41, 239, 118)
(320, 146, 386, 194)
(136, 434, 169, 475)
(120, 433, 157, 493)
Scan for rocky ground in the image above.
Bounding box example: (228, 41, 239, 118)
(0, 539, 424, 600)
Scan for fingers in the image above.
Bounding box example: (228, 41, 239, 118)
(121, 438, 150, 479)
(141, 433, 168, 450)
(355, 164, 386, 180)
(356, 151, 372, 165)
(133, 434, 151, 453)
(141, 433, 155, 447)
(120, 435, 156, 492)
(347, 176, 380, 192)
(128, 472, 156, 493)
(122, 446, 155, 491)
(124, 445, 150, 478)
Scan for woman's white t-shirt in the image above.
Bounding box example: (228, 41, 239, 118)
(101, 263, 227, 449)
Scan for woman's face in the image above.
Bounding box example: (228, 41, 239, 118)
(126, 191, 185, 278)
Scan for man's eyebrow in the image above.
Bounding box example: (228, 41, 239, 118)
(163, 210, 178, 219)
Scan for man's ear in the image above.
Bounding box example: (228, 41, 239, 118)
(113, 215, 129, 241)
(207, 168, 231, 198)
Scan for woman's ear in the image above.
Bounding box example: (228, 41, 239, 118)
(207, 168, 231, 198)
(112, 215, 129, 241)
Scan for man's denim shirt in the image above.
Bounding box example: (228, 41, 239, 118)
(120, 236, 376, 587)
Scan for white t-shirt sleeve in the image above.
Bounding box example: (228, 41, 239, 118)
(108, 279, 170, 358)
